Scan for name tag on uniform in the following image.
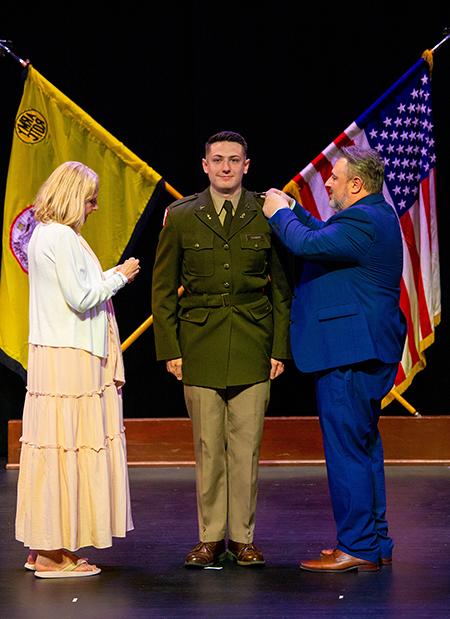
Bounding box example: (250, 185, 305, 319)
(246, 234, 265, 241)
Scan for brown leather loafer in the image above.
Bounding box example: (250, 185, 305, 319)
(320, 547, 392, 566)
(184, 540, 226, 568)
(228, 540, 265, 567)
(300, 549, 379, 572)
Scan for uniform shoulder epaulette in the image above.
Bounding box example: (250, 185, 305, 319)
(169, 194, 199, 209)
(252, 191, 266, 207)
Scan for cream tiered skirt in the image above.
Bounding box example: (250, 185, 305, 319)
(15, 318, 134, 551)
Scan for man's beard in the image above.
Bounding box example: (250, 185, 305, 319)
(329, 197, 345, 212)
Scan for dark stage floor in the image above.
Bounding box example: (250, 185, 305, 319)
(1, 462, 450, 618)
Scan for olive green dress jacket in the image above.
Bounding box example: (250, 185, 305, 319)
(152, 188, 291, 388)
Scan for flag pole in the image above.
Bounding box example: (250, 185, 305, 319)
(121, 286, 184, 352)
(389, 388, 420, 417)
(164, 181, 183, 200)
(431, 28, 450, 53)
(0, 40, 29, 67)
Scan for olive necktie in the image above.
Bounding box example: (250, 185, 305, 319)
(222, 200, 233, 235)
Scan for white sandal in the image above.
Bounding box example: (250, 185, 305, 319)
(34, 559, 101, 578)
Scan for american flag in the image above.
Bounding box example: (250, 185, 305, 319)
(283, 54, 440, 406)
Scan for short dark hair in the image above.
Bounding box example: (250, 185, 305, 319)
(205, 131, 248, 157)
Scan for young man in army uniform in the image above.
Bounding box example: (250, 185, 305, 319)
(151, 131, 291, 568)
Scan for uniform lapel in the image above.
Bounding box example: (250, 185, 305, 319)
(193, 188, 259, 239)
(193, 190, 223, 236)
(228, 189, 258, 237)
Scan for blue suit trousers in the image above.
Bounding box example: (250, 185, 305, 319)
(314, 361, 398, 563)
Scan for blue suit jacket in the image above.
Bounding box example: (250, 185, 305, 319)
(269, 193, 406, 373)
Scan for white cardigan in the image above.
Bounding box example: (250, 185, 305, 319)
(28, 222, 127, 358)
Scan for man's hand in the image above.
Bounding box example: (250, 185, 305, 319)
(262, 188, 292, 219)
(270, 358, 285, 380)
(166, 358, 183, 380)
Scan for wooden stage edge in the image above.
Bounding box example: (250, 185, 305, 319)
(6, 416, 450, 469)
(6, 415, 450, 469)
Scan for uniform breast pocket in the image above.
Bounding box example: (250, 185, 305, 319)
(182, 233, 214, 276)
(240, 233, 271, 274)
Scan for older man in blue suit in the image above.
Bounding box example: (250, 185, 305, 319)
(263, 145, 406, 572)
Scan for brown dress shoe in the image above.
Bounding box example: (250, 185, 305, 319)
(320, 547, 392, 566)
(300, 549, 379, 572)
(184, 540, 226, 568)
(228, 540, 265, 567)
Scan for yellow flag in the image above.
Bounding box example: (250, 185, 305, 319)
(0, 65, 162, 374)
(282, 179, 303, 205)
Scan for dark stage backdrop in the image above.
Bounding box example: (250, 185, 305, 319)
(1, 4, 449, 457)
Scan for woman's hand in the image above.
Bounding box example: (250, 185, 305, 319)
(116, 257, 140, 282)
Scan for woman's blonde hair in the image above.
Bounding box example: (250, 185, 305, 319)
(33, 161, 98, 231)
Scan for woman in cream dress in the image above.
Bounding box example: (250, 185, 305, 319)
(15, 161, 140, 578)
